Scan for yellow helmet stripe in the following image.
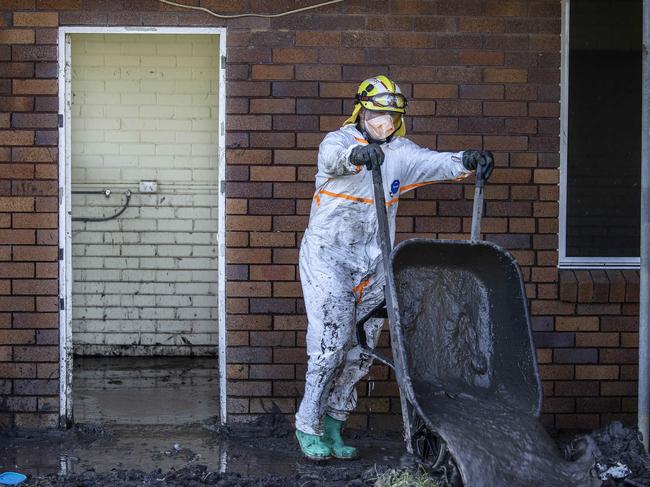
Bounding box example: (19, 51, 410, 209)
(386, 76, 395, 91)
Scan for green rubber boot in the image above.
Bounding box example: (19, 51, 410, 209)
(295, 429, 332, 461)
(323, 415, 359, 460)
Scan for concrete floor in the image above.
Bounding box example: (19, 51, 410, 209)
(73, 357, 220, 425)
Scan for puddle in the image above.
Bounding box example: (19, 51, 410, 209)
(5, 419, 650, 486)
(0, 357, 403, 485)
(0, 419, 405, 486)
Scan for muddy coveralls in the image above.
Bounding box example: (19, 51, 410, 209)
(295, 123, 471, 435)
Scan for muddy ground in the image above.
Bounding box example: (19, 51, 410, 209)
(22, 463, 399, 487)
(3, 417, 650, 486)
(2, 414, 410, 487)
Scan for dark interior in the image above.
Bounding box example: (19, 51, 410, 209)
(566, 0, 642, 257)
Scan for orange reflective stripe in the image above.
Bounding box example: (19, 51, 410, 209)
(399, 174, 471, 194)
(399, 180, 437, 193)
(317, 190, 399, 207)
(354, 137, 369, 145)
(318, 189, 373, 205)
(317, 176, 470, 208)
(386, 196, 399, 207)
(352, 278, 370, 304)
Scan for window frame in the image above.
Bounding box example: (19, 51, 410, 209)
(558, 0, 641, 269)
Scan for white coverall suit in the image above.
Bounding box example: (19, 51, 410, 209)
(295, 123, 471, 435)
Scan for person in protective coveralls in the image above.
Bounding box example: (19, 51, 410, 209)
(294, 75, 495, 460)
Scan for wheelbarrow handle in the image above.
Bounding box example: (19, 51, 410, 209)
(470, 163, 486, 242)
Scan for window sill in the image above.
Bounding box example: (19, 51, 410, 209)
(558, 258, 640, 270)
(559, 269, 640, 304)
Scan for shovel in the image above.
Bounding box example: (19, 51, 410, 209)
(365, 160, 486, 452)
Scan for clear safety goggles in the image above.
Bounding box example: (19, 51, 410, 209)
(356, 92, 408, 110)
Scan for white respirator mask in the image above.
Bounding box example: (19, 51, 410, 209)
(364, 112, 396, 141)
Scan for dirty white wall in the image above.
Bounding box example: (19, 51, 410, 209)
(70, 34, 220, 355)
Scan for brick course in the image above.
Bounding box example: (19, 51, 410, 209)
(0, 0, 642, 432)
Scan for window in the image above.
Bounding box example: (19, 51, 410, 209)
(559, 0, 642, 268)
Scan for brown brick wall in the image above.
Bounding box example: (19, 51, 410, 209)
(543, 269, 641, 429)
(0, 0, 641, 431)
(0, 0, 60, 429)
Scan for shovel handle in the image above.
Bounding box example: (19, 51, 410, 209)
(370, 163, 414, 452)
(371, 165, 392, 256)
(470, 163, 486, 241)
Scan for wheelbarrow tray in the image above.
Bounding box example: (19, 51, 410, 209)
(389, 238, 596, 487)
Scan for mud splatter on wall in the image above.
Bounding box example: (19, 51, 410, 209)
(70, 34, 220, 355)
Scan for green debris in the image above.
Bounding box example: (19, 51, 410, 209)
(373, 467, 440, 487)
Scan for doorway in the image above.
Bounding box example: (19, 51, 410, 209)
(57, 27, 227, 428)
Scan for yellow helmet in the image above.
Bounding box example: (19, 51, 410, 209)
(343, 75, 407, 137)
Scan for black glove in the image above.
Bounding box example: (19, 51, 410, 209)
(462, 150, 494, 180)
(350, 143, 385, 171)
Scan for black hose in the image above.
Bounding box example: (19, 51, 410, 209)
(72, 189, 112, 197)
(72, 190, 132, 222)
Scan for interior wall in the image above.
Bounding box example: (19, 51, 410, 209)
(69, 34, 220, 356)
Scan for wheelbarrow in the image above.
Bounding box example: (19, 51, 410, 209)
(355, 163, 598, 486)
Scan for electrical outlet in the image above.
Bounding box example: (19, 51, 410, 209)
(139, 180, 158, 193)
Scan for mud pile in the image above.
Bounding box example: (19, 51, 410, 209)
(586, 421, 650, 486)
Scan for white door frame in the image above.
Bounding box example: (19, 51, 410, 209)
(57, 26, 228, 428)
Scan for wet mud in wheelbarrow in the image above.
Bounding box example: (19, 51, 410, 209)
(391, 239, 597, 486)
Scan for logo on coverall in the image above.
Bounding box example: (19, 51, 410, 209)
(390, 179, 400, 197)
